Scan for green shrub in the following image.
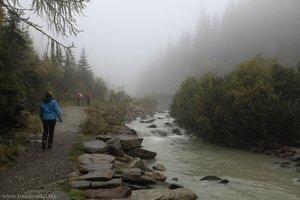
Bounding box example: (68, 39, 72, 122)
(171, 57, 300, 148)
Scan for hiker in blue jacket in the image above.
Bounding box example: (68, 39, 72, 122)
(40, 91, 63, 150)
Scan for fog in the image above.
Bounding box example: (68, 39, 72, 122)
(33, 0, 300, 97)
(33, 0, 233, 95)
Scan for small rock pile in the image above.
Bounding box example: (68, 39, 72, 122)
(255, 146, 300, 172)
(69, 126, 197, 200)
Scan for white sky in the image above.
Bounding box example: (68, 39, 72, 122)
(32, 0, 234, 95)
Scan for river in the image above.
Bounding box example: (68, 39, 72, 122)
(126, 111, 300, 200)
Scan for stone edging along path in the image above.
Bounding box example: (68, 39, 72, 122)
(67, 125, 198, 199)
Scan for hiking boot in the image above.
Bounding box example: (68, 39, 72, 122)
(48, 144, 53, 149)
(42, 143, 46, 150)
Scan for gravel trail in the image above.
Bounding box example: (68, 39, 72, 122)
(0, 106, 85, 196)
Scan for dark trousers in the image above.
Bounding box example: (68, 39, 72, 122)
(42, 119, 56, 145)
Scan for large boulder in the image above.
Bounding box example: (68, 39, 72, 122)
(84, 186, 131, 199)
(79, 170, 114, 181)
(90, 178, 122, 189)
(122, 168, 157, 185)
(78, 154, 115, 165)
(127, 157, 151, 171)
(106, 138, 126, 158)
(119, 136, 143, 151)
(77, 154, 115, 173)
(111, 126, 137, 136)
(126, 148, 157, 159)
(83, 140, 109, 153)
(78, 163, 113, 173)
(122, 173, 157, 185)
(70, 181, 91, 189)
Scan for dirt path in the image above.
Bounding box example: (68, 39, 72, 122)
(0, 106, 85, 195)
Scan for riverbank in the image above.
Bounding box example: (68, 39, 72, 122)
(0, 106, 85, 196)
(253, 146, 300, 172)
(63, 125, 197, 199)
(127, 108, 300, 174)
(8, 105, 197, 199)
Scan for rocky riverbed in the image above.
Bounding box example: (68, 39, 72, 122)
(24, 125, 197, 200)
(74, 125, 197, 199)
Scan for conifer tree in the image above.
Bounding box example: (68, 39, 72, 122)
(77, 47, 93, 90)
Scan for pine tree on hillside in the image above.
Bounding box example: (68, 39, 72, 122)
(77, 47, 93, 90)
(60, 50, 79, 97)
(0, 13, 34, 134)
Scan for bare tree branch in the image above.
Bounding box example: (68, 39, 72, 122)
(0, 0, 89, 55)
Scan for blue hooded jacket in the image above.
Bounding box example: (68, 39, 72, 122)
(40, 98, 63, 122)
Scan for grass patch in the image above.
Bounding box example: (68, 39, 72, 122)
(68, 134, 94, 160)
(66, 190, 85, 200)
(56, 179, 85, 200)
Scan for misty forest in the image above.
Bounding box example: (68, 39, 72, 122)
(0, 0, 300, 200)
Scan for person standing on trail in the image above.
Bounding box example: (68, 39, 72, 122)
(40, 91, 63, 150)
(85, 90, 91, 106)
(76, 92, 83, 106)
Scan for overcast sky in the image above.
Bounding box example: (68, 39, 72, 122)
(33, 0, 234, 95)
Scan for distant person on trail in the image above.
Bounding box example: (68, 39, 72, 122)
(76, 92, 83, 106)
(85, 91, 91, 106)
(40, 91, 63, 150)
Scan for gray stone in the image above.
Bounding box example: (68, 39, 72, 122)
(126, 148, 157, 159)
(77, 154, 115, 173)
(172, 128, 182, 135)
(111, 126, 137, 136)
(78, 163, 113, 173)
(153, 163, 166, 171)
(164, 122, 172, 127)
(199, 175, 222, 181)
(172, 188, 197, 200)
(127, 157, 151, 171)
(113, 160, 126, 169)
(107, 138, 121, 148)
(70, 181, 91, 189)
(123, 183, 149, 190)
(169, 183, 183, 189)
(151, 130, 168, 137)
(83, 140, 109, 153)
(140, 119, 155, 123)
(144, 171, 167, 182)
(91, 178, 122, 189)
(79, 170, 114, 181)
(84, 186, 131, 199)
(77, 154, 115, 166)
(107, 138, 125, 157)
(120, 168, 142, 176)
(95, 135, 113, 142)
(148, 124, 157, 128)
(119, 136, 143, 151)
(122, 174, 157, 185)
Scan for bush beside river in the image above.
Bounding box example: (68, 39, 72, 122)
(171, 57, 300, 149)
